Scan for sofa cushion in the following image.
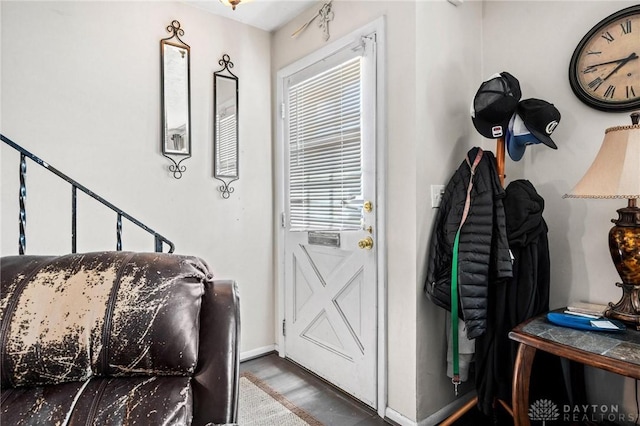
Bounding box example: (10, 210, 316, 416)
(0, 380, 87, 425)
(1, 376, 192, 425)
(0, 252, 209, 388)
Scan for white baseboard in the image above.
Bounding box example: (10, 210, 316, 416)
(240, 345, 276, 362)
(385, 407, 417, 426)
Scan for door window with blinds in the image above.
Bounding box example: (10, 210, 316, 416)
(286, 48, 367, 232)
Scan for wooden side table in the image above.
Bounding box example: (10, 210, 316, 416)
(509, 312, 640, 426)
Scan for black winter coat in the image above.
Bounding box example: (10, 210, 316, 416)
(425, 147, 512, 339)
(475, 179, 552, 415)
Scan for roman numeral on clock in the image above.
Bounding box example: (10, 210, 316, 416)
(589, 77, 603, 90)
(601, 31, 615, 43)
(621, 19, 632, 35)
(627, 85, 637, 98)
(604, 85, 615, 98)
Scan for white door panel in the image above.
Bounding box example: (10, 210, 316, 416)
(282, 33, 378, 407)
(285, 231, 376, 405)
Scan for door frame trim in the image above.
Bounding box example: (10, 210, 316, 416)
(274, 16, 387, 417)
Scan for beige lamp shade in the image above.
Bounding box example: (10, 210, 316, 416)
(564, 124, 640, 199)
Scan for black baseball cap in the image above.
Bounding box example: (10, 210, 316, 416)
(471, 72, 521, 139)
(516, 99, 561, 149)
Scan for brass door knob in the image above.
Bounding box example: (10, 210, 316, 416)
(358, 236, 374, 250)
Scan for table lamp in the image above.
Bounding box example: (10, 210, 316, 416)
(564, 112, 640, 329)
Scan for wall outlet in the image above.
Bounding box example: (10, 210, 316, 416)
(431, 185, 445, 208)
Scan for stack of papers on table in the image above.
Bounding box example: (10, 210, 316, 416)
(566, 302, 608, 317)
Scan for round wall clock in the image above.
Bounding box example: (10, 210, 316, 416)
(568, 5, 640, 112)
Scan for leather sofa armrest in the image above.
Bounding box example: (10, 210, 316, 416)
(192, 280, 240, 426)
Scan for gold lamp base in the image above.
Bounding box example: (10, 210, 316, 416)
(605, 283, 640, 330)
(604, 199, 640, 330)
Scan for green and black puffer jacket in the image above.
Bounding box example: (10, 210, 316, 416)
(425, 147, 513, 339)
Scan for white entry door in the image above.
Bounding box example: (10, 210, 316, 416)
(281, 34, 378, 407)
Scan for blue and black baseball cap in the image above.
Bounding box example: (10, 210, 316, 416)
(506, 114, 543, 161)
(507, 99, 561, 161)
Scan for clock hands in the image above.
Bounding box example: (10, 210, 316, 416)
(584, 52, 639, 71)
(603, 52, 638, 81)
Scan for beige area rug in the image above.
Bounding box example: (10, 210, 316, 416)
(239, 371, 324, 426)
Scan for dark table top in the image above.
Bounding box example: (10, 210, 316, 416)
(510, 311, 640, 372)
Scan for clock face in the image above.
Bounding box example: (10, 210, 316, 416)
(569, 5, 640, 112)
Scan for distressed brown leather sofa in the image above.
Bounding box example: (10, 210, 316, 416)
(0, 251, 240, 425)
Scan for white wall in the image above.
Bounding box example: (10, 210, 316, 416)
(481, 0, 638, 421)
(482, 0, 638, 309)
(0, 1, 275, 356)
(415, 0, 484, 420)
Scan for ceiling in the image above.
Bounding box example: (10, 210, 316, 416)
(182, 0, 318, 32)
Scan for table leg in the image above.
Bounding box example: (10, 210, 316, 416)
(439, 397, 478, 426)
(512, 343, 536, 426)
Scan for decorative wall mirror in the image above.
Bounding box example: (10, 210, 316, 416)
(161, 20, 191, 179)
(213, 54, 239, 198)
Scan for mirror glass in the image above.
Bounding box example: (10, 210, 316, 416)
(214, 74, 238, 178)
(162, 41, 190, 156)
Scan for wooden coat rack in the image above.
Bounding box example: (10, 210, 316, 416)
(439, 137, 512, 426)
(496, 136, 506, 187)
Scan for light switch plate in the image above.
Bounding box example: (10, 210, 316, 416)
(431, 185, 445, 208)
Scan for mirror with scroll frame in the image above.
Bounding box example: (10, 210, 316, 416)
(213, 54, 239, 198)
(161, 20, 191, 179)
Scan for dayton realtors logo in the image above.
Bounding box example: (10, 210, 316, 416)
(529, 399, 637, 424)
(528, 399, 559, 425)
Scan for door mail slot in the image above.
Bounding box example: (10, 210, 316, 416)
(308, 232, 341, 248)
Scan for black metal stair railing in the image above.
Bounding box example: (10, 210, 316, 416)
(2, 134, 175, 254)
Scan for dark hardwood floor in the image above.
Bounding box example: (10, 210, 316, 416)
(239, 353, 390, 426)
(239, 353, 510, 425)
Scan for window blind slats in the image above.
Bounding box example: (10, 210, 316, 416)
(290, 67, 360, 97)
(290, 91, 360, 113)
(290, 156, 361, 168)
(288, 56, 363, 231)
